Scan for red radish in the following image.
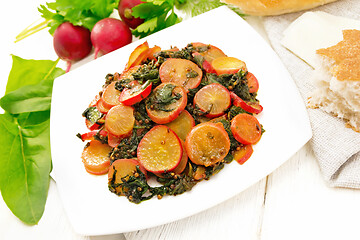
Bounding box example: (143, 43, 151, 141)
(118, 0, 144, 29)
(79, 129, 108, 141)
(91, 18, 132, 59)
(233, 144, 253, 165)
(53, 22, 92, 72)
(231, 113, 262, 145)
(230, 91, 263, 114)
(119, 80, 152, 106)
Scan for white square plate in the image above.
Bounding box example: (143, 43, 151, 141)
(50, 6, 312, 235)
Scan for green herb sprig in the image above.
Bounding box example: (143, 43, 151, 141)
(131, 0, 226, 38)
(16, 0, 118, 42)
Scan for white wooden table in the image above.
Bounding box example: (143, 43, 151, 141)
(2, 1, 360, 240)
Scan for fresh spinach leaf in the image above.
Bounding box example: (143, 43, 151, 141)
(0, 56, 64, 225)
(0, 79, 53, 114)
(0, 112, 51, 225)
(5, 55, 63, 94)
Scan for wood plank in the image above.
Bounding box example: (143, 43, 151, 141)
(125, 178, 267, 240)
(0, 180, 127, 240)
(260, 143, 360, 240)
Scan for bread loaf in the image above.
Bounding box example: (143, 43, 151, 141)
(308, 29, 360, 132)
(222, 0, 339, 16)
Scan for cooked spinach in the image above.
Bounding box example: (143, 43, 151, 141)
(146, 83, 182, 112)
(207, 71, 257, 102)
(82, 106, 103, 125)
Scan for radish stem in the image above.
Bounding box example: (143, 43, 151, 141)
(15, 19, 51, 43)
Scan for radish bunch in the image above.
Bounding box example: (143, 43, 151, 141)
(53, 0, 143, 72)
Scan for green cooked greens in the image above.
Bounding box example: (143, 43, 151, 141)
(0, 56, 65, 225)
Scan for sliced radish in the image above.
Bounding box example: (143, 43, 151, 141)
(137, 125, 182, 173)
(194, 83, 231, 118)
(191, 42, 227, 63)
(119, 80, 152, 105)
(146, 83, 187, 124)
(101, 81, 122, 109)
(185, 122, 230, 167)
(212, 56, 247, 75)
(81, 140, 112, 175)
(231, 113, 262, 145)
(233, 144, 253, 165)
(108, 158, 147, 195)
(230, 91, 263, 114)
(246, 72, 259, 93)
(105, 104, 135, 137)
(165, 110, 195, 141)
(159, 58, 202, 92)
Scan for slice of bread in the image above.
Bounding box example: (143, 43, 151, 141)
(221, 0, 338, 16)
(308, 29, 360, 132)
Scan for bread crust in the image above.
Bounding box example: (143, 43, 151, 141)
(222, 0, 339, 16)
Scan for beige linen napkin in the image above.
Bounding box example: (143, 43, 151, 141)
(262, 0, 360, 188)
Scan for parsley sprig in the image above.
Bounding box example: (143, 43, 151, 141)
(131, 0, 226, 38)
(16, 0, 118, 42)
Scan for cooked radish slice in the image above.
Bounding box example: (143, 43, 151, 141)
(159, 58, 202, 92)
(108, 158, 147, 195)
(246, 72, 259, 93)
(192, 52, 216, 74)
(137, 125, 182, 173)
(185, 122, 230, 167)
(146, 83, 187, 124)
(89, 95, 100, 107)
(119, 65, 140, 80)
(193, 166, 206, 181)
(79, 129, 108, 142)
(85, 119, 101, 130)
(165, 110, 195, 141)
(233, 144, 253, 165)
(81, 140, 112, 175)
(194, 83, 231, 118)
(212, 57, 247, 75)
(125, 41, 149, 70)
(105, 104, 135, 137)
(231, 113, 262, 145)
(126, 42, 161, 70)
(191, 42, 227, 63)
(119, 80, 152, 105)
(107, 133, 122, 148)
(155, 139, 188, 177)
(129, 46, 161, 69)
(96, 98, 111, 114)
(230, 92, 263, 114)
(101, 81, 122, 109)
(173, 139, 188, 174)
